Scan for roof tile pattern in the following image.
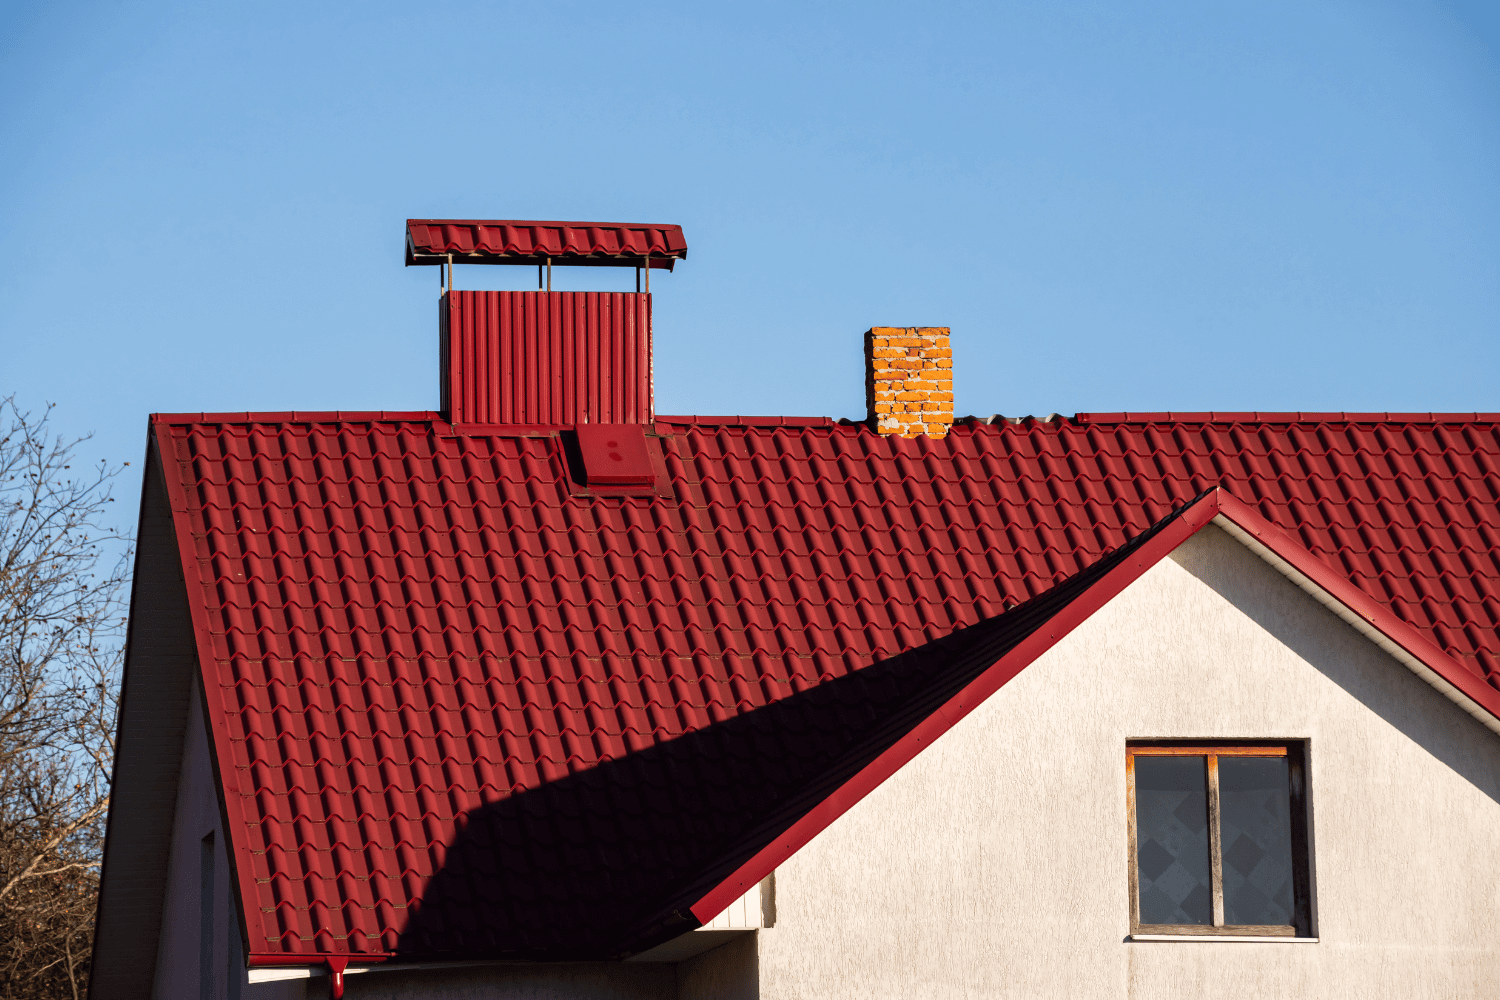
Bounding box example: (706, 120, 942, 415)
(154, 413, 1500, 961)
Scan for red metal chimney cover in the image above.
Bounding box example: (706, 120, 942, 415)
(407, 220, 686, 269)
(575, 424, 656, 486)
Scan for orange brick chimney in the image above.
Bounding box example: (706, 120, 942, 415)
(865, 327, 953, 438)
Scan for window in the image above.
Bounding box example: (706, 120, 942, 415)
(1127, 742, 1312, 938)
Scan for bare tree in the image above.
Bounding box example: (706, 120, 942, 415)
(0, 397, 130, 1000)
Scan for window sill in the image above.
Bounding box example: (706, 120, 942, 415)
(1130, 934, 1318, 943)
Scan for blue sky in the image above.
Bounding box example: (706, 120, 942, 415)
(2, 2, 1498, 527)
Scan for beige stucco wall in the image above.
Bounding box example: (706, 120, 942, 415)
(757, 524, 1500, 1000)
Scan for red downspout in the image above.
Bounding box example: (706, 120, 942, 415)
(325, 958, 348, 999)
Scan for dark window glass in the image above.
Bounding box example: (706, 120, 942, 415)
(1133, 756, 1212, 925)
(1218, 756, 1295, 926)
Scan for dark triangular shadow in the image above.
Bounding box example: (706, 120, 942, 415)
(394, 495, 1204, 960)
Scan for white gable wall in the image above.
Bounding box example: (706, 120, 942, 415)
(153, 677, 305, 1000)
(756, 524, 1500, 1000)
(154, 677, 225, 1000)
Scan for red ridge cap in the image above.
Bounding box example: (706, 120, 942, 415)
(150, 411, 440, 426)
(1074, 411, 1500, 424)
(688, 485, 1498, 924)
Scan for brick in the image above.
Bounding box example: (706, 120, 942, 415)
(866, 324, 954, 437)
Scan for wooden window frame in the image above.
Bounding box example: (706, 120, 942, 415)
(1126, 741, 1312, 938)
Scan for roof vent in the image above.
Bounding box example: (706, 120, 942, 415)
(409, 220, 687, 426)
(576, 424, 656, 487)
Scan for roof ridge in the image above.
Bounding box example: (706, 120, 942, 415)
(151, 410, 440, 425)
(1072, 412, 1500, 425)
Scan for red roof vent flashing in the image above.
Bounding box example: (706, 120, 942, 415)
(576, 424, 656, 487)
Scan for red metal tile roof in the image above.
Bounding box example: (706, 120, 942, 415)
(406, 220, 686, 268)
(150, 411, 1500, 963)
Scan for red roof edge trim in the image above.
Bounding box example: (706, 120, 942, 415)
(150, 428, 266, 960)
(1074, 411, 1500, 424)
(246, 954, 392, 968)
(688, 485, 1499, 924)
(151, 411, 440, 426)
(1209, 491, 1500, 730)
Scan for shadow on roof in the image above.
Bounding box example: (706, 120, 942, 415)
(393, 500, 1199, 961)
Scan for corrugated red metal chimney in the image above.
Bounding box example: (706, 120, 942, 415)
(406, 220, 687, 426)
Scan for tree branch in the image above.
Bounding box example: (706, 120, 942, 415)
(0, 792, 108, 902)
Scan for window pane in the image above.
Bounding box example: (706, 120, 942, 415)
(1133, 756, 1212, 925)
(1219, 756, 1295, 927)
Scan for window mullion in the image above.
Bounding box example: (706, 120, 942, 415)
(1206, 754, 1225, 927)
(1125, 751, 1140, 932)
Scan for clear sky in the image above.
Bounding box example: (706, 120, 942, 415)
(3, 2, 1498, 530)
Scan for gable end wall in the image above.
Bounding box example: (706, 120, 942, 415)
(91, 441, 203, 998)
(757, 524, 1500, 1000)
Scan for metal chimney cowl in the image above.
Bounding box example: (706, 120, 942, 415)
(441, 290, 653, 426)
